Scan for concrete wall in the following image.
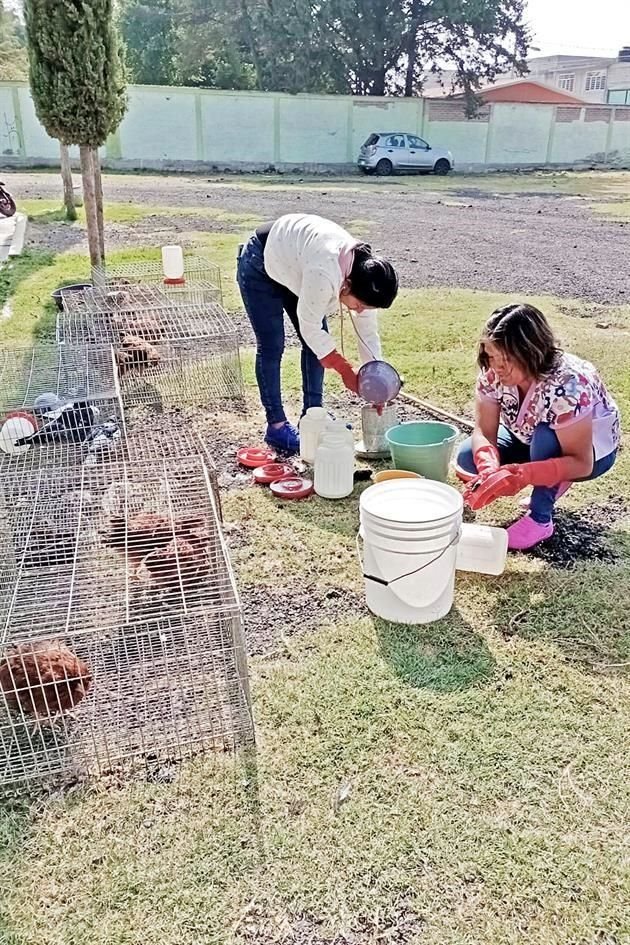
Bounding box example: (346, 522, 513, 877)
(1, 82, 630, 172)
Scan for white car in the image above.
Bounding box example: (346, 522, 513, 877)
(358, 132, 454, 176)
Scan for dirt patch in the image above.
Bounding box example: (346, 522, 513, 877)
(239, 583, 365, 656)
(529, 494, 628, 567)
(235, 902, 424, 945)
(9, 170, 630, 305)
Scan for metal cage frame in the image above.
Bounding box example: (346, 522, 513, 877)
(57, 286, 234, 346)
(0, 455, 252, 783)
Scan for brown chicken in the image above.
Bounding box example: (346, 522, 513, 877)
(115, 335, 161, 376)
(141, 537, 208, 589)
(112, 312, 163, 342)
(104, 511, 174, 565)
(0, 641, 92, 718)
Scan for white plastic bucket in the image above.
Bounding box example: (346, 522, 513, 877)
(358, 480, 463, 625)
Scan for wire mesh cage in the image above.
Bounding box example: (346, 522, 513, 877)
(57, 286, 233, 346)
(0, 345, 124, 476)
(0, 612, 253, 784)
(0, 455, 252, 783)
(91, 253, 223, 305)
(117, 336, 245, 409)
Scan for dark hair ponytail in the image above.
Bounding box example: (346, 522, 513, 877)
(348, 243, 398, 309)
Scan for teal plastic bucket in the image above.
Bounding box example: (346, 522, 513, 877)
(385, 421, 459, 482)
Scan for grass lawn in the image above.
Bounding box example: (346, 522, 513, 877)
(0, 181, 628, 945)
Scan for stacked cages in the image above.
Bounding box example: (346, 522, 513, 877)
(57, 284, 245, 410)
(0, 454, 252, 784)
(0, 247, 253, 783)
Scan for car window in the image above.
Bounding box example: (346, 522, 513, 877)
(364, 134, 379, 147)
(384, 135, 405, 148)
(407, 135, 429, 149)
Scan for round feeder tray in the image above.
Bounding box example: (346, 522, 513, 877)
(270, 476, 313, 500)
(253, 462, 295, 484)
(237, 446, 277, 468)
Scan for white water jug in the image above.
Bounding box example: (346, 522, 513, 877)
(162, 245, 185, 283)
(324, 418, 354, 449)
(299, 407, 328, 464)
(314, 432, 354, 499)
(456, 523, 507, 576)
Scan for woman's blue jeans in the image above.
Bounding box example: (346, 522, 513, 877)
(237, 235, 328, 424)
(456, 423, 617, 523)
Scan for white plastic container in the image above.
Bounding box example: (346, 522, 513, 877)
(299, 407, 328, 464)
(324, 418, 354, 449)
(358, 479, 463, 625)
(161, 245, 185, 284)
(314, 431, 354, 499)
(456, 523, 508, 576)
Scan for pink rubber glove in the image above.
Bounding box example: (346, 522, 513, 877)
(465, 459, 568, 511)
(320, 350, 358, 394)
(473, 444, 500, 476)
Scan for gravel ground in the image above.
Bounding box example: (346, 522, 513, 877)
(7, 170, 630, 306)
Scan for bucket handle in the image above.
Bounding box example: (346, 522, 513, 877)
(356, 529, 461, 587)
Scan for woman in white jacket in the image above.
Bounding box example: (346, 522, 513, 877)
(237, 213, 398, 454)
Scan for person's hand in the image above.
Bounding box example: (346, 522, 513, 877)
(320, 351, 358, 394)
(473, 444, 500, 476)
(464, 465, 527, 510)
(464, 459, 566, 510)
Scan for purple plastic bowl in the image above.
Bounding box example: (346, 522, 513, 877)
(357, 360, 402, 405)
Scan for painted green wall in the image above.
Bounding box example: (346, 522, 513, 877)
(0, 82, 628, 169)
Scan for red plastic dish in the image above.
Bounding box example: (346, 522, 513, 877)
(5, 410, 39, 430)
(237, 446, 277, 468)
(270, 476, 314, 500)
(253, 462, 295, 484)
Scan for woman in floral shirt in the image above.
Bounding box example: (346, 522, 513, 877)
(455, 303, 620, 551)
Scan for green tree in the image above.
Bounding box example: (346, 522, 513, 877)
(24, 0, 127, 266)
(174, 0, 256, 90)
(119, 0, 178, 85)
(327, 0, 529, 104)
(0, 1, 28, 81)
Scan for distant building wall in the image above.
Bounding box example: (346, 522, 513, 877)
(1, 82, 629, 172)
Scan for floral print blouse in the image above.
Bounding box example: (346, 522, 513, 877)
(476, 352, 620, 460)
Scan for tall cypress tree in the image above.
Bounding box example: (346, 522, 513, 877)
(24, 0, 127, 266)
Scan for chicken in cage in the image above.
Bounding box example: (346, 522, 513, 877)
(0, 456, 252, 784)
(0, 344, 127, 476)
(0, 612, 253, 784)
(117, 337, 245, 409)
(58, 284, 233, 347)
(0, 454, 231, 634)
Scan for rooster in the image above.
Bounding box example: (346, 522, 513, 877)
(0, 641, 92, 718)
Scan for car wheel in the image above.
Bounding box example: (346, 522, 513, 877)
(376, 159, 393, 177)
(433, 159, 451, 176)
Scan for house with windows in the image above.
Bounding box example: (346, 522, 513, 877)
(524, 49, 630, 104)
(423, 47, 630, 106)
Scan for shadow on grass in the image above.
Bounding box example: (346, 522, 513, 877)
(490, 563, 630, 673)
(373, 608, 495, 692)
(26, 208, 71, 225)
